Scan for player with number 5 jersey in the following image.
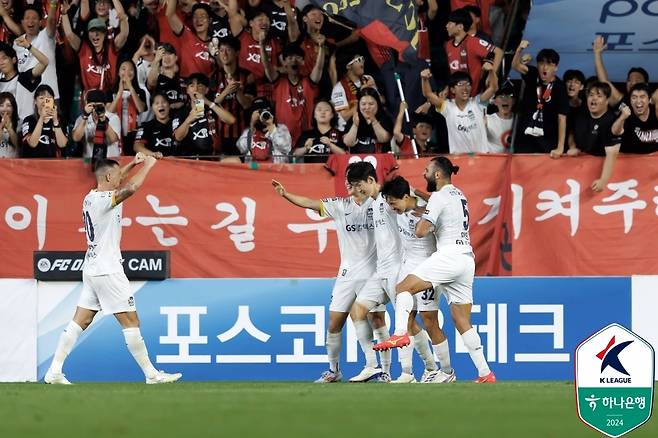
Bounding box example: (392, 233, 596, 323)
(374, 157, 496, 384)
(44, 154, 182, 385)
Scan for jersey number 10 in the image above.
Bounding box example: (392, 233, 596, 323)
(83, 210, 95, 242)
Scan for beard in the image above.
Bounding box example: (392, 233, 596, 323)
(426, 177, 437, 192)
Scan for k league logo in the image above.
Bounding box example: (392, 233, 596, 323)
(575, 323, 655, 437)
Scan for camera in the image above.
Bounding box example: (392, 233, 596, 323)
(94, 104, 105, 115)
(259, 110, 272, 123)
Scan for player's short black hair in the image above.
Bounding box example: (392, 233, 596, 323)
(22, 5, 43, 20)
(563, 69, 585, 84)
(448, 71, 472, 87)
(587, 81, 612, 99)
(0, 41, 16, 61)
(346, 161, 377, 185)
(94, 159, 120, 179)
(627, 67, 649, 83)
(431, 156, 460, 178)
(381, 176, 410, 200)
(629, 82, 651, 96)
(447, 9, 472, 31)
(536, 48, 560, 65)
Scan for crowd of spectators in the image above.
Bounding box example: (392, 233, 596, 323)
(0, 0, 655, 190)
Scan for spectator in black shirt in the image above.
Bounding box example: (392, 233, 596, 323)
(612, 83, 658, 155)
(293, 99, 345, 163)
(512, 41, 568, 157)
(343, 88, 393, 154)
(147, 43, 185, 111)
(173, 73, 235, 157)
(134, 92, 177, 157)
(21, 84, 68, 158)
(568, 82, 622, 192)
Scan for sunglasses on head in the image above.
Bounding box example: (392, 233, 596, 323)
(347, 56, 364, 67)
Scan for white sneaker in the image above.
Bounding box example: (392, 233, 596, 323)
(314, 370, 342, 383)
(146, 370, 183, 384)
(392, 372, 416, 384)
(421, 369, 457, 383)
(44, 371, 72, 385)
(348, 366, 382, 383)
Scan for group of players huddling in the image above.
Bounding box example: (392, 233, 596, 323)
(273, 156, 495, 384)
(43, 153, 494, 385)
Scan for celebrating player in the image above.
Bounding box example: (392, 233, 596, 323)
(272, 178, 389, 383)
(44, 154, 182, 385)
(381, 176, 455, 383)
(346, 162, 430, 381)
(373, 157, 496, 384)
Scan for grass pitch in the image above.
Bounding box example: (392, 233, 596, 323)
(0, 382, 655, 438)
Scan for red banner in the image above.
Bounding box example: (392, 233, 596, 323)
(1, 154, 657, 278)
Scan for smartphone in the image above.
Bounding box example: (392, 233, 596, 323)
(194, 98, 204, 114)
(44, 97, 54, 110)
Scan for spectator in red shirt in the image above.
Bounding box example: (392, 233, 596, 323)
(445, 8, 501, 96)
(299, 4, 334, 95)
(60, 7, 129, 93)
(213, 36, 255, 158)
(263, 41, 324, 146)
(0, 0, 22, 43)
(228, 2, 279, 101)
(166, 0, 215, 79)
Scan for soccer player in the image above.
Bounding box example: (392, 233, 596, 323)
(373, 157, 496, 384)
(44, 154, 182, 385)
(381, 176, 455, 384)
(346, 162, 428, 382)
(271, 178, 388, 383)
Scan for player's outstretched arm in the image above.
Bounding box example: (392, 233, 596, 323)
(114, 155, 157, 206)
(272, 179, 321, 212)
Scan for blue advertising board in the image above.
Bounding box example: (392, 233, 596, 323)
(37, 277, 631, 381)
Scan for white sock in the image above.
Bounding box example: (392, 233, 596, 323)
(394, 292, 414, 335)
(122, 327, 158, 379)
(354, 320, 378, 368)
(399, 335, 415, 375)
(413, 330, 437, 371)
(49, 321, 83, 374)
(433, 339, 453, 373)
(326, 331, 341, 372)
(461, 328, 491, 377)
(373, 326, 391, 374)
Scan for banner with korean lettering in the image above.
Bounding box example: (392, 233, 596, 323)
(2, 154, 658, 277)
(35, 277, 631, 381)
(522, 0, 658, 81)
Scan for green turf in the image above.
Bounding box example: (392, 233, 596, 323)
(0, 382, 655, 438)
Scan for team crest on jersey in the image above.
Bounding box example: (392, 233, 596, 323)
(128, 296, 135, 307)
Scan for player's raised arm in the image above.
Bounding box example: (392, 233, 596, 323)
(272, 179, 321, 212)
(113, 155, 158, 206)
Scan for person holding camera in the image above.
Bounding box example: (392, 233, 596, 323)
(236, 97, 291, 163)
(72, 89, 121, 162)
(21, 84, 68, 158)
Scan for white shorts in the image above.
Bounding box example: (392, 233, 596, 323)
(78, 271, 136, 314)
(398, 257, 440, 312)
(330, 278, 388, 312)
(411, 252, 475, 305)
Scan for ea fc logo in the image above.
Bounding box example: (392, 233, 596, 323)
(575, 323, 654, 437)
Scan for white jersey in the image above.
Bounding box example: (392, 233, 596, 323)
(486, 113, 513, 153)
(441, 96, 488, 154)
(321, 196, 376, 280)
(15, 28, 59, 99)
(82, 190, 124, 276)
(372, 192, 402, 277)
(397, 208, 436, 263)
(422, 184, 473, 255)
